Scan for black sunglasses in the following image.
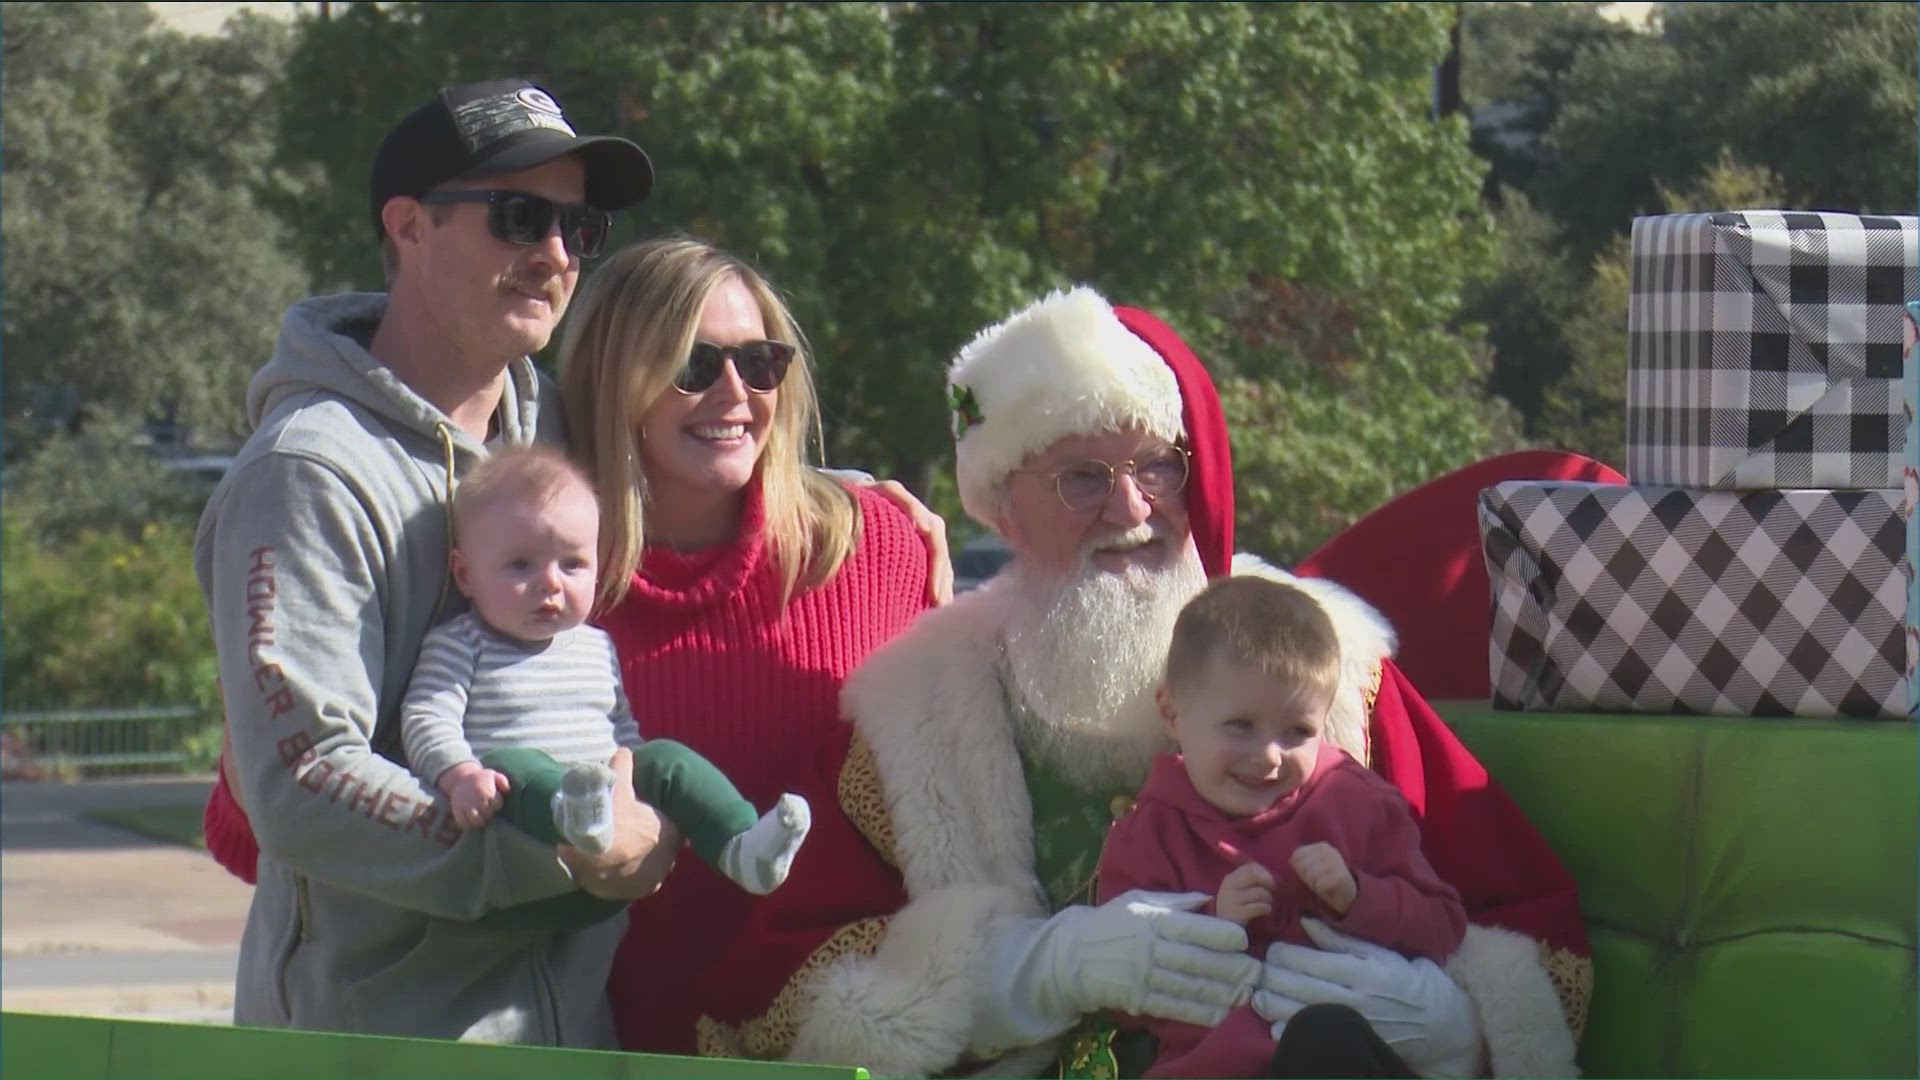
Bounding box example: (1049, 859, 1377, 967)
(674, 341, 797, 394)
(417, 189, 612, 259)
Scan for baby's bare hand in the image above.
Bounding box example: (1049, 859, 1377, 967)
(1215, 861, 1276, 926)
(440, 762, 510, 829)
(1290, 842, 1357, 915)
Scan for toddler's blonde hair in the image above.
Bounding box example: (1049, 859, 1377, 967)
(1165, 575, 1342, 705)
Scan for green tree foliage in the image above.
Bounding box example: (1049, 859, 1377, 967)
(1463, 1, 1914, 442)
(1543, 2, 1917, 261)
(1226, 372, 1521, 564)
(1538, 151, 1790, 470)
(1459, 190, 1585, 431)
(274, 2, 1507, 557)
(1, 506, 218, 715)
(1460, 2, 1637, 201)
(1, 2, 313, 457)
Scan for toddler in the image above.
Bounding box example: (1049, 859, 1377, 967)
(1097, 575, 1465, 1078)
(401, 445, 809, 901)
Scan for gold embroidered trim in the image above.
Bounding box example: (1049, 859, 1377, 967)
(1541, 943, 1593, 1043)
(1359, 659, 1384, 765)
(840, 732, 898, 869)
(696, 916, 889, 1060)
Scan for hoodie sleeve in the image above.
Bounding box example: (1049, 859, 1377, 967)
(201, 453, 579, 919)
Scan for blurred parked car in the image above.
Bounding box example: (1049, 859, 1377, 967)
(953, 534, 1014, 592)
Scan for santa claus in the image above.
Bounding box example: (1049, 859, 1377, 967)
(694, 287, 1591, 1078)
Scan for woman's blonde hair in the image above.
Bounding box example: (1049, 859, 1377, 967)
(557, 236, 859, 611)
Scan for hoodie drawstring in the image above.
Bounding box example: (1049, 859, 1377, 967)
(431, 423, 457, 627)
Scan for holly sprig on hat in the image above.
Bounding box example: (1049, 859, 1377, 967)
(948, 382, 985, 435)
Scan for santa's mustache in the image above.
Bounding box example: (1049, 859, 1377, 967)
(1083, 522, 1160, 557)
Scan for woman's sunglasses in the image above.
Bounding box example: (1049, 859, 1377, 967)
(417, 189, 612, 259)
(674, 341, 797, 394)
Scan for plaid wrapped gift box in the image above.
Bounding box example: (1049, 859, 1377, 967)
(1481, 480, 1909, 719)
(1625, 211, 1915, 489)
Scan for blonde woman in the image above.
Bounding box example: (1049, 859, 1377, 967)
(557, 237, 936, 1054)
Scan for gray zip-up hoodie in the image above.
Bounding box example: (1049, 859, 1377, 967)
(196, 293, 622, 1046)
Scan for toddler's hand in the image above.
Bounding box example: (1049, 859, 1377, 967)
(1215, 861, 1276, 927)
(1290, 842, 1356, 915)
(439, 761, 510, 829)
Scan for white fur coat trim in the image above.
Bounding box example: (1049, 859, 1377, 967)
(787, 882, 1039, 1076)
(788, 583, 1047, 1076)
(1447, 924, 1581, 1078)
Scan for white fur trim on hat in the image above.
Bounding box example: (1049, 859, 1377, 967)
(947, 287, 1184, 526)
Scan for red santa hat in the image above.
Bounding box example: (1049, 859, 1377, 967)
(947, 287, 1235, 578)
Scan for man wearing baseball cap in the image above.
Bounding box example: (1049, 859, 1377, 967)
(196, 78, 670, 1046)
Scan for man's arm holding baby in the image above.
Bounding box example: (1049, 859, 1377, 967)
(208, 460, 593, 919)
(558, 746, 679, 899)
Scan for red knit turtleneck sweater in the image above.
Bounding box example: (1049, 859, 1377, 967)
(601, 478, 930, 1054)
(200, 477, 931, 1055)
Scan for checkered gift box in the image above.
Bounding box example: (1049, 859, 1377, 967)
(1482, 481, 1909, 719)
(1625, 211, 1915, 490)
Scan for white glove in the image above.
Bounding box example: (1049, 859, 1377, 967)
(1253, 918, 1484, 1079)
(971, 890, 1262, 1055)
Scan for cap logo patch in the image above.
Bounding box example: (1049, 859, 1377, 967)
(449, 86, 577, 154)
(516, 87, 563, 116)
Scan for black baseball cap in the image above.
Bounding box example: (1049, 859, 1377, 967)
(369, 78, 653, 238)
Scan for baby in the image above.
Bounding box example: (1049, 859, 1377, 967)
(401, 445, 809, 899)
(1097, 575, 1465, 1078)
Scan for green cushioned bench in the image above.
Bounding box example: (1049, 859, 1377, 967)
(1443, 706, 1918, 1079)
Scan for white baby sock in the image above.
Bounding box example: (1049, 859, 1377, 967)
(551, 761, 618, 855)
(718, 792, 812, 895)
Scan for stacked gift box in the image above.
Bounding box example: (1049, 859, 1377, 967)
(1481, 211, 1915, 719)
(1904, 301, 1920, 719)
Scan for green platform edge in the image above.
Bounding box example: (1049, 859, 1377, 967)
(0, 1011, 868, 1079)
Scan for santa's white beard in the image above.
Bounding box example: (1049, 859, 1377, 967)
(1000, 532, 1208, 793)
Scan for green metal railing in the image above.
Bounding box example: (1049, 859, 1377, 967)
(1, 705, 211, 777)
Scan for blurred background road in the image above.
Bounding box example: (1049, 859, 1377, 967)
(1, 776, 248, 1023)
